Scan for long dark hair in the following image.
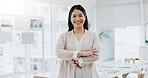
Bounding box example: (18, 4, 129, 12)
(68, 5, 88, 31)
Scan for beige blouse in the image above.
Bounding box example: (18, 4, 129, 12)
(56, 30, 100, 78)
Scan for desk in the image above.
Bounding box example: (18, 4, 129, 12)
(97, 61, 148, 78)
(34, 76, 49, 78)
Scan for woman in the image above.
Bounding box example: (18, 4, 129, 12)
(56, 4, 100, 78)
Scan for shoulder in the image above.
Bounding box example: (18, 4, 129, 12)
(86, 31, 100, 42)
(86, 30, 97, 36)
(59, 31, 72, 37)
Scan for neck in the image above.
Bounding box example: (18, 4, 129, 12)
(73, 28, 85, 34)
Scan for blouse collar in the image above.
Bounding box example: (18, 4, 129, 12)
(71, 29, 87, 34)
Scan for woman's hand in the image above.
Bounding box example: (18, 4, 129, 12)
(77, 48, 99, 57)
(68, 60, 82, 68)
(68, 59, 79, 64)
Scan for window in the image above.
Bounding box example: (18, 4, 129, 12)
(115, 26, 141, 60)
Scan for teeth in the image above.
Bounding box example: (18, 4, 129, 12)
(75, 21, 81, 23)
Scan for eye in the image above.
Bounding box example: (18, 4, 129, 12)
(79, 14, 83, 17)
(72, 15, 76, 18)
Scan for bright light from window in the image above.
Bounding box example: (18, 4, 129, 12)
(0, 0, 25, 15)
(115, 26, 141, 60)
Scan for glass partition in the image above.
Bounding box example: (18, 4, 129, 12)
(0, 1, 70, 78)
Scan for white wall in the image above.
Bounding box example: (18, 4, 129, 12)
(31, 0, 74, 6)
(96, 0, 141, 27)
(95, 0, 143, 61)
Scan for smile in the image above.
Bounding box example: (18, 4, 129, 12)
(75, 21, 82, 25)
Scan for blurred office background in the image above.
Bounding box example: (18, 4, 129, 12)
(0, 0, 148, 78)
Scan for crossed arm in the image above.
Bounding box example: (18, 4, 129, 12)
(68, 48, 99, 67)
(56, 33, 100, 67)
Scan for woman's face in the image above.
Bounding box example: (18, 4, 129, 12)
(71, 9, 86, 29)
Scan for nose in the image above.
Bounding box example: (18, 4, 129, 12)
(75, 17, 80, 21)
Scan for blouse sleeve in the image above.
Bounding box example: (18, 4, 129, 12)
(80, 33, 101, 67)
(56, 33, 78, 60)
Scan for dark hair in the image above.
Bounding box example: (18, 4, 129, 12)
(68, 5, 88, 31)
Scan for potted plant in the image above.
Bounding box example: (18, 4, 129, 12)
(98, 30, 111, 42)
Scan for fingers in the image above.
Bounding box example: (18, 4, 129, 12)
(87, 49, 99, 56)
(90, 52, 98, 56)
(69, 60, 79, 64)
(75, 60, 79, 64)
(81, 49, 99, 57)
(93, 48, 96, 50)
(91, 54, 96, 57)
(92, 48, 99, 53)
(90, 53, 98, 57)
(71, 60, 74, 64)
(92, 50, 99, 53)
(92, 53, 98, 56)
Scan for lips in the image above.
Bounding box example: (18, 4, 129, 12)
(75, 21, 82, 25)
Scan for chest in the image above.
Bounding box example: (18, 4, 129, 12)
(65, 34, 94, 51)
(74, 33, 84, 41)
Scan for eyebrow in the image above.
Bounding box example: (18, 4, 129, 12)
(79, 13, 83, 15)
(72, 13, 83, 15)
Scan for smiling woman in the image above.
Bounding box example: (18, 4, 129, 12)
(56, 5, 100, 78)
(71, 9, 86, 29)
(0, 0, 25, 15)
